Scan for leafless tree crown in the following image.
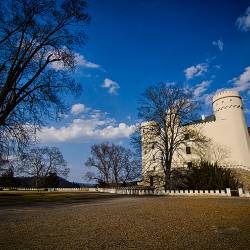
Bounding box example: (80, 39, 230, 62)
(16, 146, 69, 188)
(137, 83, 207, 189)
(0, 0, 89, 160)
(85, 143, 140, 186)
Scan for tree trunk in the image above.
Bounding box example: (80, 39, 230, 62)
(164, 162, 171, 191)
(35, 176, 38, 189)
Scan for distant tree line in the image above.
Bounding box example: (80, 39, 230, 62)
(0, 146, 71, 188)
(0, 169, 60, 188)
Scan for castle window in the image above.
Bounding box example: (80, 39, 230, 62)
(187, 162, 192, 168)
(186, 146, 191, 154)
(151, 144, 155, 149)
(150, 176, 154, 186)
(152, 155, 156, 161)
(184, 133, 190, 140)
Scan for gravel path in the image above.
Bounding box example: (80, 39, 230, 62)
(0, 195, 250, 250)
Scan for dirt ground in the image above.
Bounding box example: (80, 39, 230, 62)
(0, 192, 250, 250)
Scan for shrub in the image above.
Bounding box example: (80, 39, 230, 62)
(171, 161, 241, 190)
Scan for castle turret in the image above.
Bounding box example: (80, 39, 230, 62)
(212, 90, 250, 169)
(141, 121, 162, 184)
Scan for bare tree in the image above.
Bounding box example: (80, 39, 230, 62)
(0, 0, 89, 160)
(194, 141, 230, 166)
(85, 143, 140, 187)
(136, 83, 207, 190)
(110, 144, 140, 185)
(85, 143, 111, 185)
(16, 146, 69, 188)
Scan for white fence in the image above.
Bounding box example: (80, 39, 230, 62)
(0, 187, 94, 192)
(97, 187, 232, 197)
(238, 188, 250, 198)
(1, 187, 250, 198)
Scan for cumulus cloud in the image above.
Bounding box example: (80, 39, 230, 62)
(39, 120, 136, 143)
(51, 52, 99, 71)
(212, 39, 224, 51)
(74, 53, 100, 69)
(230, 66, 250, 91)
(193, 80, 212, 98)
(184, 63, 208, 80)
(102, 78, 120, 95)
(236, 6, 250, 31)
(38, 105, 136, 143)
(71, 103, 85, 115)
(202, 93, 214, 105)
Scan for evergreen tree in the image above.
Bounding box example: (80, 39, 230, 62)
(184, 161, 241, 190)
(0, 168, 18, 187)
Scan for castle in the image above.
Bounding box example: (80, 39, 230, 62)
(141, 90, 250, 187)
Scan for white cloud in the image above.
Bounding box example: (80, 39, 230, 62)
(194, 80, 212, 98)
(102, 78, 120, 95)
(50, 62, 64, 71)
(74, 53, 100, 69)
(230, 66, 250, 91)
(71, 103, 85, 115)
(236, 6, 250, 31)
(212, 39, 224, 51)
(38, 106, 136, 143)
(50, 52, 99, 71)
(184, 63, 208, 80)
(202, 93, 214, 105)
(165, 81, 176, 86)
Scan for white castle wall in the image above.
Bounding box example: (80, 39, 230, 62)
(191, 91, 250, 170)
(141, 90, 250, 176)
(210, 91, 250, 169)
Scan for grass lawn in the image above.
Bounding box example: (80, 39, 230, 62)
(0, 191, 120, 206)
(0, 191, 250, 249)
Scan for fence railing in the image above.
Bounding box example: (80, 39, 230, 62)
(1, 186, 250, 198)
(97, 187, 232, 197)
(238, 188, 250, 197)
(0, 187, 96, 192)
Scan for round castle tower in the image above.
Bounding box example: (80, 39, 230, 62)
(212, 90, 250, 169)
(141, 121, 161, 178)
(141, 121, 160, 142)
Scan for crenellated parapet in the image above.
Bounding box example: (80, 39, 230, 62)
(212, 90, 243, 112)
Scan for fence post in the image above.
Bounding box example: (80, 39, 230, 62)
(226, 188, 231, 197)
(238, 188, 243, 197)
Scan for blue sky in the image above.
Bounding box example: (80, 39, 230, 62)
(39, 0, 250, 182)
